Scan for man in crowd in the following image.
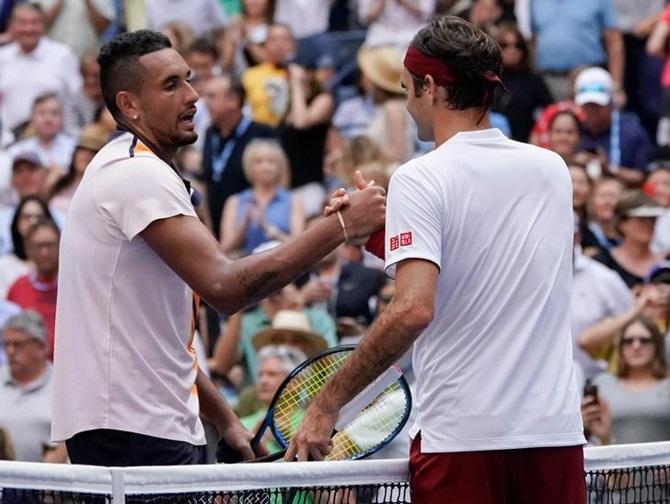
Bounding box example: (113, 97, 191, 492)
(0, 310, 65, 462)
(0, 2, 81, 145)
(202, 74, 275, 235)
(288, 16, 585, 502)
(51, 29, 385, 466)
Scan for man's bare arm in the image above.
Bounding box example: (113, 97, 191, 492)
(142, 185, 385, 315)
(285, 258, 439, 462)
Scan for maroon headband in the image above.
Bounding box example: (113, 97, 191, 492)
(403, 46, 503, 87)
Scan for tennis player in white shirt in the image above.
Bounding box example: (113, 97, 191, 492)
(287, 15, 586, 502)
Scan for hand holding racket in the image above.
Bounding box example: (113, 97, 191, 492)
(216, 345, 411, 463)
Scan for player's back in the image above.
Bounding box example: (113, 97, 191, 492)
(384, 128, 584, 453)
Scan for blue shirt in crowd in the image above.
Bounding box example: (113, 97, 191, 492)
(531, 0, 619, 72)
(236, 188, 292, 255)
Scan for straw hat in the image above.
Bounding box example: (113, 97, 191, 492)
(357, 46, 405, 95)
(252, 310, 328, 357)
(77, 123, 109, 152)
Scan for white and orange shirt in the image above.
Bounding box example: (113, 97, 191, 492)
(51, 133, 205, 445)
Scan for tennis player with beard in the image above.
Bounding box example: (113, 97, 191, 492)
(288, 16, 586, 502)
(50, 30, 385, 466)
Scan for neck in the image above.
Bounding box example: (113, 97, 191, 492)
(253, 184, 276, 199)
(13, 363, 46, 387)
(432, 107, 492, 147)
(624, 368, 657, 382)
(216, 111, 243, 137)
(37, 134, 55, 147)
(594, 217, 616, 236)
(124, 122, 177, 163)
(619, 238, 652, 258)
(36, 270, 57, 282)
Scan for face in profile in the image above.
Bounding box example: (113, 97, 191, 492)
(401, 68, 433, 142)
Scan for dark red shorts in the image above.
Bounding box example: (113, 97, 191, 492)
(409, 432, 586, 504)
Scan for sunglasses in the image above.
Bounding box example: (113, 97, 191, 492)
(621, 336, 655, 347)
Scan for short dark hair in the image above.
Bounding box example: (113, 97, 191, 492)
(32, 92, 60, 111)
(25, 218, 60, 244)
(10, 1, 43, 20)
(409, 15, 502, 110)
(97, 30, 172, 121)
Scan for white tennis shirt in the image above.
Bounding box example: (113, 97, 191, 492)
(51, 133, 205, 445)
(385, 128, 585, 453)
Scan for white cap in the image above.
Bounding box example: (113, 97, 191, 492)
(574, 67, 612, 106)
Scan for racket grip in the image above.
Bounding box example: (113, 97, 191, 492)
(244, 449, 288, 463)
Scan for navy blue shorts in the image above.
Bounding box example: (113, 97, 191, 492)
(66, 428, 207, 466)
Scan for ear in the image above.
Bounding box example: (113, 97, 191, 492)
(116, 90, 140, 122)
(423, 74, 441, 105)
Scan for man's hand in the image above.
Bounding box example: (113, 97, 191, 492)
(339, 172, 385, 240)
(218, 420, 258, 461)
(285, 402, 337, 461)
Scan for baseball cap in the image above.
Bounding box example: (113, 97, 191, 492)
(11, 151, 41, 170)
(574, 67, 613, 107)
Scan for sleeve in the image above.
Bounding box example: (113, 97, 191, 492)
(384, 166, 442, 279)
(95, 156, 197, 241)
(601, 0, 619, 30)
(603, 271, 634, 315)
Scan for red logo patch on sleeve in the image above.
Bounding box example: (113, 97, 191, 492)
(400, 231, 412, 247)
(390, 235, 399, 251)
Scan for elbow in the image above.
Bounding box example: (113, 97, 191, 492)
(203, 281, 240, 316)
(395, 300, 434, 334)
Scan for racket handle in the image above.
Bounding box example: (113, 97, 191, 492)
(245, 449, 287, 463)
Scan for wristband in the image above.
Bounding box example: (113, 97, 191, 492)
(336, 210, 349, 242)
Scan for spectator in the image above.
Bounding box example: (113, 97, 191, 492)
(202, 74, 275, 236)
(220, 139, 304, 255)
(457, 0, 515, 30)
(0, 300, 20, 366)
(593, 315, 670, 444)
(48, 123, 108, 215)
(33, 0, 114, 57)
(187, 38, 222, 93)
(221, 0, 272, 74)
(613, 0, 664, 139)
(279, 63, 334, 217)
(575, 67, 652, 186)
(0, 196, 54, 298)
(273, 0, 332, 65)
(145, 0, 228, 37)
(0, 310, 66, 462)
(646, 166, 670, 255)
(300, 245, 386, 325)
(159, 21, 196, 57)
(240, 284, 336, 380)
(0, 2, 81, 145)
(530, 0, 624, 102)
(242, 23, 294, 127)
(8, 93, 77, 174)
(0, 426, 15, 460)
(356, 46, 414, 164)
(547, 110, 581, 162)
(358, 0, 435, 49)
(7, 219, 59, 359)
(569, 163, 592, 220)
(593, 190, 664, 288)
(581, 177, 624, 257)
(238, 344, 307, 451)
(66, 51, 105, 132)
(648, 4, 670, 146)
(493, 23, 552, 142)
(572, 215, 636, 381)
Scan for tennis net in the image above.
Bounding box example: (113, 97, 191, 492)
(1, 442, 669, 503)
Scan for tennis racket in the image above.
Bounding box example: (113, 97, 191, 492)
(217, 345, 412, 463)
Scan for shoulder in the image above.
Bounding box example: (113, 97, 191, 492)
(593, 372, 618, 390)
(0, 43, 16, 61)
(40, 37, 76, 59)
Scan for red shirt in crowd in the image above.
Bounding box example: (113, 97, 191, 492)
(7, 273, 57, 359)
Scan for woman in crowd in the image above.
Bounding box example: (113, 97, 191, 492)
(493, 23, 553, 142)
(49, 124, 108, 215)
(581, 177, 624, 257)
(279, 63, 334, 217)
(569, 163, 592, 220)
(645, 167, 670, 255)
(220, 0, 273, 73)
(220, 139, 304, 255)
(594, 190, 664, 288)
(0, 197, 54, 298)
(548, 110, 581, 162)
(592, 315, 670, 444)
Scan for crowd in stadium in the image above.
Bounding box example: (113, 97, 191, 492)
(0, 0, 670, 464)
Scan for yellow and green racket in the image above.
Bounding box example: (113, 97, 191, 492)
(217, 345, 412, 463)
